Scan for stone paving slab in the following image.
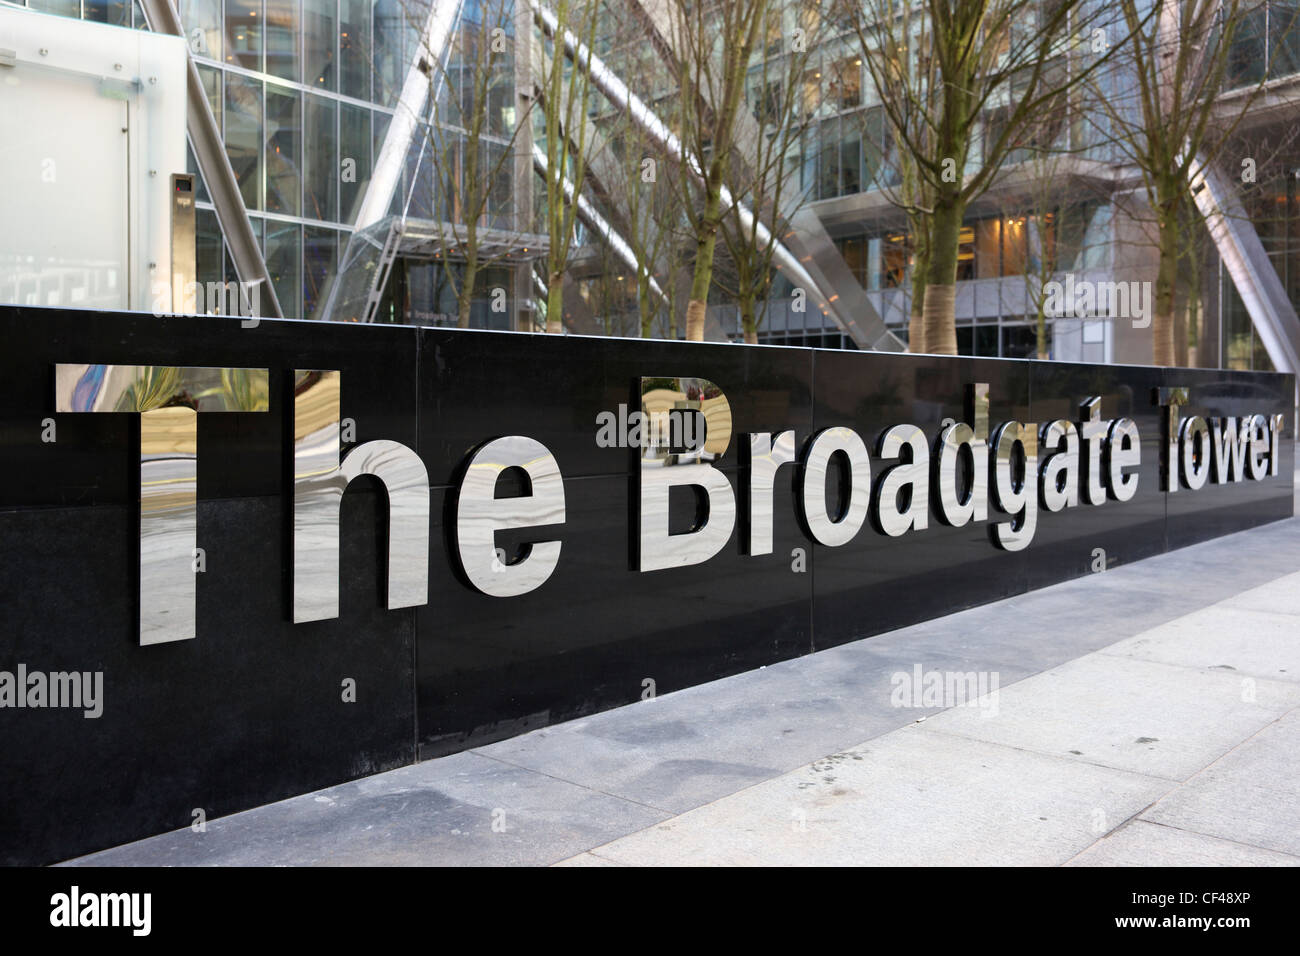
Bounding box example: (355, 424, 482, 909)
(1140, 709, 1300, 858)
(1066, 820, 1299, 867)
(568, 729, 1172, 867)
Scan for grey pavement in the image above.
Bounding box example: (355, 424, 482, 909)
(66, 506, 1300, 867)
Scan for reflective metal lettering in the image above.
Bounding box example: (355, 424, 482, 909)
(989, 421, 1038, 551)
(455, 436, 565, 597)
(55, 364, 269, 645)
(1038, 420, 1079, 513)
(293, 370, 429, 623)
(799, 427, 871, 547)
(744, 431, 796, 555)
(872, 424, 929, 537)
(637, 377, 735, 571)
(934, 383, 989, 526)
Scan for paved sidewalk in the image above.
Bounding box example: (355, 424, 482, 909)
(66, 512, 1300, 867)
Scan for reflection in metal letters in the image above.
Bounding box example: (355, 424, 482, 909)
(935, 383, 989, 526)
(1179, 416, 1211, 490)
(1079, 397, 1111, 505)
(293, 370, 429, 623)
(455, 437, 566, 597)
(989, 421, 1038, 551)
(1039, 420, 1080, 513)
(800, 427, 871, 547)
(1247, 415, 1271, 481)
(873, 424, 929, 537)
(54, 364, 269, 645)
(638, 377, 735, 571)
(1106, 419, 1141, 502)
(745, 431, 796, 555)
(1154, 388, 1189, 493)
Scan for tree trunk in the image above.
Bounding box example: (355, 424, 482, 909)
(1152, 218, 1178, 366)
(922, 197, 963, 355)
(685, 300, 707, 341)
(458, 251, 478, 330)
(741, 296, 757, 345)
(909, 242, 929, 353)
(686, 191, 722, 342)
(639, 280, 654, 338)
(545, 270, 564, 334)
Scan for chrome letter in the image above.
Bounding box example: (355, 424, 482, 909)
(55, 364, 269, 645)
(293, 370, 429, 623)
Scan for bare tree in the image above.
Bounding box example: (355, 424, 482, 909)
(848, 0, 942, 351)
(421, 0, 531, 328)
(850, 0, 1125, 355)
(668, 0, 769, 341)
(717, 1, 821, 343)
(1089, 0, 1288, 365)
(536, 0, 605, 333)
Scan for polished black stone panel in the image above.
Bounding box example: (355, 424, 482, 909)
(1160, 367, 1295, 550)
(416, 471, 814, 759)
(1022, 361, 1171, 589)
(413, 328, 815, 483)
(809, 352, 1035, 647)
(0, 305, 1292, 865)
(0, 496, 415, 867)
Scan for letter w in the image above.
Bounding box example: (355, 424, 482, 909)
(1210, 417, 1249, 483)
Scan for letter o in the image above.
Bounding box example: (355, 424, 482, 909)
(799, 427, 871, 547)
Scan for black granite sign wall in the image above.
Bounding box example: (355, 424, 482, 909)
(0, 306, 1292, 864)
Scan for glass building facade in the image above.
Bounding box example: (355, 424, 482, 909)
(6, 0, 518, 323)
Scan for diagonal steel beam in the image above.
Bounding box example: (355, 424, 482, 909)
(533, 0, 901, 350)
(137, 0, 281, 318)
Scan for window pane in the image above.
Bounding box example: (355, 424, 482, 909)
(1269, 1, 1300, 79)
(225, 73, 263, 211)
(975, 219, 1001, 279)
(178, 0, 221, 60)
(304, 227, 337, 320)
(1227, 5, 1268, 88)
(305, 0, 337, 90)
(195, 209, 225, 314)
(1002, 216, 1028, 276)
(266, 84, 301, 216)
(340, 0, 372, 101)
(840, 126, 861, 195)
(374, 0, 405, 109)
(85, 0, 132, 27)
(28, 0, 80, 17)
(340, 103, 372, 224)
(304, 95, 338, 222)
(831, 56, 861, 110)
(265, 0, 299, 83)
(226, 0, 262, 70)
(265, 220, 301, 318)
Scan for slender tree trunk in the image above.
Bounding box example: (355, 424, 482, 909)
(1153, 215, 1179, 366)
(639, 279, 654, 337)
(740, 294, 757, 344)
(545, 270, 564, 333)
(923, 196, 963, 355)
(909, 239, 929, 353)
(686, 190, 723, 341)
(458, 247, 478, 329)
